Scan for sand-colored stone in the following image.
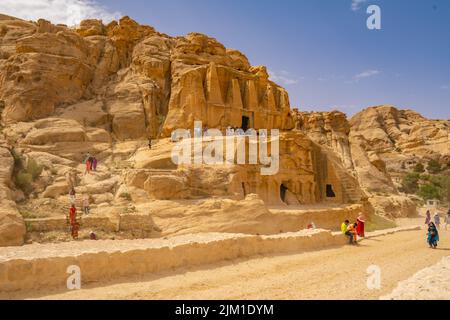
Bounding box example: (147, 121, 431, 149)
(0, 14, 447, 246)
(0, 145, 26, 246)
(292, 107, 447, 218)
(381, 256, 450, 300)
(0, 229, 346, 293)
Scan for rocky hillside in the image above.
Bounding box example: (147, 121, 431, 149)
(293, 106, 449, 218)
(350, 105, 449, 174)
(0, 14, 448, 247)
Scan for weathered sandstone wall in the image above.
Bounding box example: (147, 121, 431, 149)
(0, 230, 346, 293)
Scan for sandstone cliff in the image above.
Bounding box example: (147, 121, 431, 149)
(0, 14, 447, 246)
(0, 14, 346, 246)
(292, 106, 449, 219)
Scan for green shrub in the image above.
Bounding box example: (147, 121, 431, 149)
(429, 175, 450, 202)
(13, 156, 43, 195)
(26, 158, 43, 181)
(401, 173, 420, 194)
(427, 160, 442, 174)
(25, 221, 33, 233)
(418, 184, 441, 201)
(120, 193, 132, 201)
(11, 149, 24, 170)
(15, 171, 33, 194)
(413, 163, 425, 173)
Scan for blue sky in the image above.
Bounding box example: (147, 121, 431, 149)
(1, 0, 449, 119)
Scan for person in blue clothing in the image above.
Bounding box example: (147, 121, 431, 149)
(427, 222, 439, 249)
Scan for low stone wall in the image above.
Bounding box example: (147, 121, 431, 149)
(268, 204, 363, 232)
(364, 226, 422, 239)
(0, 230, 346, 293)
(25, 214, 146, 233)
(24, 204, 364, 236)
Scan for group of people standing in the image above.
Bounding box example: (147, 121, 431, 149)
(341, 214, 366, 245)
(66, 152, 99, 240)
(67, 187, 92, 240)
(424, 209, 450, 249)
(84, 152, 98, 175)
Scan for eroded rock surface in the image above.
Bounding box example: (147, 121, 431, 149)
(0, 14, 447, 246)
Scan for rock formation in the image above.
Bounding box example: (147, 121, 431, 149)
(292, 106, 449, 219)
(0, 14, 447, 246)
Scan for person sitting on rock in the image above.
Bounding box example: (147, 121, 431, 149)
(341, 220, 353, 245)
(347, 223, 358, 245)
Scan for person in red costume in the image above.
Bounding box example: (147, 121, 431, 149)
(68, 204, 79, 240)
(356, 213, 366, 238)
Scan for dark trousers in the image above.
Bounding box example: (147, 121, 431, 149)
(345, 231, 354, 244)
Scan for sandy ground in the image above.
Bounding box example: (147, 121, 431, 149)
(9, 227, 449, 300)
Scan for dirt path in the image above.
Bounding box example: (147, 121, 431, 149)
(12, 228, 450, 300)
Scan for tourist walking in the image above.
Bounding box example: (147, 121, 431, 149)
(85, 156, 91, 175)
(425, 210, 431, 225)
(88, 155, 95, 171)
(68, 204, 79, 240)
(92, 157, 98, 171)
(69, 188, 76, 205)
(427, 222, 439, 249)
(356, 213, 366, 238)
(82, 194, 90, 215)
(434, 213, 441, 230)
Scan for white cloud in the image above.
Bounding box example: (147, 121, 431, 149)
(351, 0, 368, 11)
(353, 69, 380, 81)
(268, 70, 302, 86)
(441, 85, 450, 90)
(0, 0, 121, 26)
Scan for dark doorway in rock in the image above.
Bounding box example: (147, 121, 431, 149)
(242, 183, 247, 197)
(280, 184, 288, 203)
(242, 116, 250, 131)
(326, 184, 336, 198)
